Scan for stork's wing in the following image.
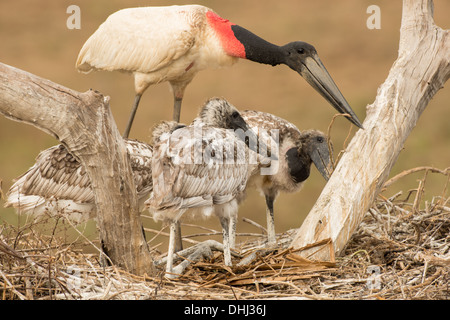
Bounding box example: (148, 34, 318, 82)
(241, 110, 301, 138)
(6, 141, 153, 213)
(148, 127, 253, 211)
(126, 140, 154, 197)
(76, 6, 208, 74)
(5, 145, 93, 212)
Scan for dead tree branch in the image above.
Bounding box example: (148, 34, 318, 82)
(290, 0, 450, 259)
(0, 63, 154, 276)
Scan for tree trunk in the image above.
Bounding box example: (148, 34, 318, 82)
(0, 63, 154, 276)
(290, 0, 450, 260)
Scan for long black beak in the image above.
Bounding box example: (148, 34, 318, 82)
(299, 54, 363, 129)
(310, 146, 333, 181)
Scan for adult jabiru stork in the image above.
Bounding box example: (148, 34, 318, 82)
(76, 4, 363, 138)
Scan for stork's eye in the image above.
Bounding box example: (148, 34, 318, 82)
(296, 48, 305, 54)
(231, 111, 239, 119)
(317, 136, 324, 143)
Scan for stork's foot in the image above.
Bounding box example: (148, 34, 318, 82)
(155, 240, 240, 279)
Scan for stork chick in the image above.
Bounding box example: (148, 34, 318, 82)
(241, 110, 332, 246)
(146, 98, 267, 278)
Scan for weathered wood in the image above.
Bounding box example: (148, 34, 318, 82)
(0, 63, 154, 275)
(290, 0, 450, 259)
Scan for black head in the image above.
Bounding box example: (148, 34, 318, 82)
(283, 41, 318, 66)
(299, 130, 333, 181)
(282, 41, 363, 129)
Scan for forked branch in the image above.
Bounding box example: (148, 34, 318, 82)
(0, 63, 154, 276)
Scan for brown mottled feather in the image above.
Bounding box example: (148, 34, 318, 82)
(5, 140, 153, 222)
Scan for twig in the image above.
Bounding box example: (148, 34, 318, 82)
(242, 217, 266, 234)
(383, 166, 450, 189)
(326, 113, 354, 169)
(0, 269, 27, 300)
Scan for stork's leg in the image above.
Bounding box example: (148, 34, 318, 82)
(265, 194, 276, 246)
(219, 216, 232, 266)
(171, 96, 184, 251)
(165, 220, 178, 278)
(123, 93, 142, 138)
(229, 214, 237, 249)
(155, 240, 240, 278)
(174, 221, 183, 252)
(172, 97, 182, 122)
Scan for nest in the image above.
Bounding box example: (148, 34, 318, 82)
(1, 166, 449, 300)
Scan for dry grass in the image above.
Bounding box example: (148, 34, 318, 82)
(1, 166, 449, 300)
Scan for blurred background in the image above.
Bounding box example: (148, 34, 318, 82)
(1, 1, 449, 252)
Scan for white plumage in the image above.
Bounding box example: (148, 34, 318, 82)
(77, 5, 234, 77)
(76, 5, 237, 137)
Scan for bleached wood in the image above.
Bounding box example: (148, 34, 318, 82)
(0, 63, 154, 275)
(290, 0, 450, 259)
